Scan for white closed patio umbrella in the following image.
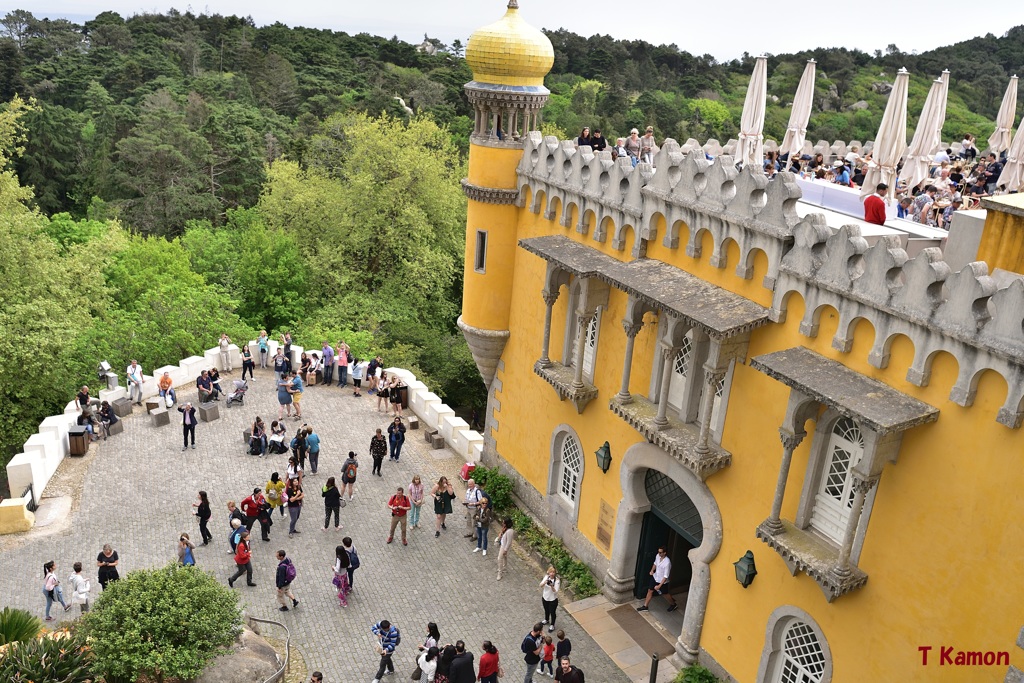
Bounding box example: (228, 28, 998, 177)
(988, 75, 1018, 153)
(735, 55, 767, 168)
(902, 77, 947, 192)
(779, 59, 816, 159)
(861, 68, 910, 200)
(996, 120, 1024, 192)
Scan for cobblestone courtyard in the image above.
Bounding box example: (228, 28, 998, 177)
(0, 368, 629, 682)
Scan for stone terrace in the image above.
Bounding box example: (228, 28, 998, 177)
(0, 367, 628, 683)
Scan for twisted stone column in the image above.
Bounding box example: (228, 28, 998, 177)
(614, 321, 643, 404)
(763, 429, 807, 535)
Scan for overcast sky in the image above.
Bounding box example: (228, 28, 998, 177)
(19, 0, 1024, 62)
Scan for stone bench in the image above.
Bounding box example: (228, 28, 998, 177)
(145, 397, 163, 413)
(112, 397, 133, 418)
(199, 402, 219, 422)
(107, 420, 124, 436)
(408, 415, 419, 430)
(151, 406, 170, 427)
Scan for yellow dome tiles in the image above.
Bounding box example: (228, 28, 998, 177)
(465, 0, 554, 87)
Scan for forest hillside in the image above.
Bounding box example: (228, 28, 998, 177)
(0, 9, 1022, 475)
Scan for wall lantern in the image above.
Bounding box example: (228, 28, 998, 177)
(733, 550, 757, 588)
(594, 441, 612, 473)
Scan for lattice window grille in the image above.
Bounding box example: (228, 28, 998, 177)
(559, 436, 582, 504)
(778, 621, 825, 683)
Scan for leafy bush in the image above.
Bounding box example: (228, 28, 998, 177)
(0, 628, 94, 683)
(674, 664, 719, 683)
(0, 607, 42, 646)
(82, 563, 242, 683)
(472, 465, 515, 513)
(505, 506, 601, 598)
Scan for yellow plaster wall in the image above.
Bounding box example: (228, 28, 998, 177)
(977, 209, 1024, 274)
(479, 189, 1024, 682)
(468, 145, 522, 189)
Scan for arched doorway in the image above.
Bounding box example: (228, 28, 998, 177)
(633, 469, 702, 604)
(603, 443, 723, 666)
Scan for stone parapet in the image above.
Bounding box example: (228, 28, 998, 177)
(517, 132, 1024, 428)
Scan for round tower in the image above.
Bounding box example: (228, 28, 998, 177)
(458, 0, 553, 388)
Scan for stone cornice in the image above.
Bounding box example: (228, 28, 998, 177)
(462, 179, 520, 205)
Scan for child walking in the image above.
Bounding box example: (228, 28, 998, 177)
(540, 634, 555, 676)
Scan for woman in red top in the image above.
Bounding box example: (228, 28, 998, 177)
(478, 640, 499, 683)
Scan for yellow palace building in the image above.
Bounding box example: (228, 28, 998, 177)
(458, 3, 1024, 681)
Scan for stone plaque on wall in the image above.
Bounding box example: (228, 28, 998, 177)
(596, 499, 615, 551)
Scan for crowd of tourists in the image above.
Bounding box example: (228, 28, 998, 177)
(575, 124, 1014, 230)
(47, 335, 590, 683)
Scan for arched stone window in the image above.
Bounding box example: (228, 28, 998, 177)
(547, 425, 585, 526)
(757, 607, 832, 683)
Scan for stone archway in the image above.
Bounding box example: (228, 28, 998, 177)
(602, 443, 723, 665)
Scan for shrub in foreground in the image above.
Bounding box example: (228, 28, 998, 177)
(82, 563, 242, 683)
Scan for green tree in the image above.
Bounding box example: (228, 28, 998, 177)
(82, 563, 242, 683)
(113, 89, 219, 235)
(260, 113, 466, 329)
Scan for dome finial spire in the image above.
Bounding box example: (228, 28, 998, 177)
(507, 0, 518, 8)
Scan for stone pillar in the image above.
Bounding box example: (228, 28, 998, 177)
(763, 429, 806, 535)
(614, 321, 643, 404)
(832, 475, 877, 577)
(693, 366, 726, 456)
(677, 559, 711, 665)
(538, 291, 559, 368)
(570, 313, 590, 390)
(653, 343, 678, 429)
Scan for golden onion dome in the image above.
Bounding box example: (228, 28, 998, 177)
(465, 0, 554, 88)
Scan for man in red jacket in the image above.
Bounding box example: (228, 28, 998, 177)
(228, 529, 256, 587)
(864, 183, 888, 225)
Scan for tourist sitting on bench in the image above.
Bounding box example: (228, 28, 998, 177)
(196, 370, 220, 402)
(99, 400, 118, 440)
(158, 371, 176, 406)
(209, 367, 226, 396)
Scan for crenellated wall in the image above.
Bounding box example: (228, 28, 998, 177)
(515, 133, 1024, 430)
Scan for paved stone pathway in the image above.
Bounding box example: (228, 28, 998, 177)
(1, 367, 629, 683)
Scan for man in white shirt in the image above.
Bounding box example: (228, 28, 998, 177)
(219, 334, 233, 372)
(126, 360, 144, 405)
(463, 479, 484, 542)
(636, 546, 678, 612)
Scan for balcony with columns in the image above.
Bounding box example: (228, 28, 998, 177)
(751, 347, 939, 601)
(519, 234, 770, 479)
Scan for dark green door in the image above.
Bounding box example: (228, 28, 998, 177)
(634, 511, 670, 599)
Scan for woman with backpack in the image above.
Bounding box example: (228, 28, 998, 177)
(333, 544, 351, 607)
(276, 550, 299, 612)
(342, 536, 360, 589)
(341, 451, 359, 500)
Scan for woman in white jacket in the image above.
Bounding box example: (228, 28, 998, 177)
(417, 646, 439, 682)
(69, 562, 91, 614)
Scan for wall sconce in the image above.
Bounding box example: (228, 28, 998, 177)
(733, 550, 757, 588)
(594, 441, 612, 473)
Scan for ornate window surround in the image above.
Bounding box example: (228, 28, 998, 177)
(548, 424, 585, 524)
(755, 606, 833, 683)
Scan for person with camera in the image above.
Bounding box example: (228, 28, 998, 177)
(370, 619, 401, 683)
(177, 533, 196, 566)
(386, 486, 411, 546)
(539, 566, 560, 632)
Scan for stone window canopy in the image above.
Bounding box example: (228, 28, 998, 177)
(750, 346, 939, 435)
(519, 235, 770, 339)
(751, 346, 939, 602)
